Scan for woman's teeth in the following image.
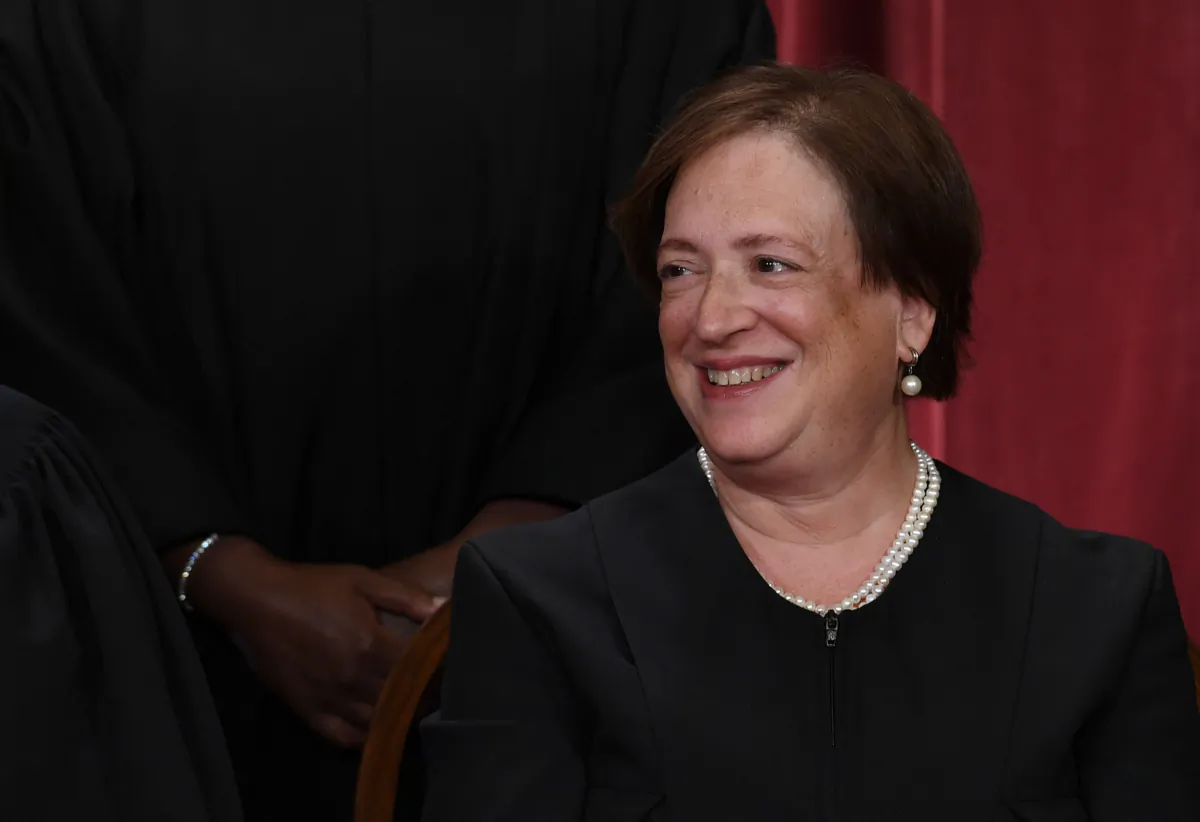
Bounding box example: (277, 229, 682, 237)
(706, 364, 785, 386)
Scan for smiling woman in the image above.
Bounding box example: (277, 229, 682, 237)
(654, 129, 938, 472)
(614, 65, 979, 401)
(420, 64, 1200, 821)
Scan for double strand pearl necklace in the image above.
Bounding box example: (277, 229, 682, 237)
(696, 441, 940, 615)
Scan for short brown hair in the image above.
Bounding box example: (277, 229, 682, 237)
(611, 63, 981, 399)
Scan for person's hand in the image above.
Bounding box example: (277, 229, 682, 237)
(171, 537, 442, 748)
(380, 541, 458, 599)
(377, 543, 456, 640)
(379, 498, 567, 606)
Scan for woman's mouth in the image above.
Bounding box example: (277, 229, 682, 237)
(695, 362, 791, 399)
(704, 363, 786, 386)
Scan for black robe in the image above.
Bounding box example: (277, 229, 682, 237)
(423, 452, 1200, 821)
(0, 387, 243, 822)
(0, 1, 776, 818)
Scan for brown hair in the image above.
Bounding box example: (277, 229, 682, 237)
(611, 63, 981, 399)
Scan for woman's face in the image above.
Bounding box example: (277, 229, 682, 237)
(657, 131, 932, 467)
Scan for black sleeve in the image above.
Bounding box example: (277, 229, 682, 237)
(0, 387, 243, 822)
(1077, 550, 1200, 819)
(0, 0, 245, 548)
(420, 542, 587, 820)
(477, 0, 776, 508)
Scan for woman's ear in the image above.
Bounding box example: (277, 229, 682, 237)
(897, 294, 936, 358)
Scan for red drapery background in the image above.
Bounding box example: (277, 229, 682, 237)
(765, 0, 1200, 636)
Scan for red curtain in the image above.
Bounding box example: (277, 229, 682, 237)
(766, 0, 1200, 637)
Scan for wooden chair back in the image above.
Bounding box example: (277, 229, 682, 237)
(355, 602, 452, 822)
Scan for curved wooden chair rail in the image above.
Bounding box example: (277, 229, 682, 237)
(1190, 639, 1200, 712)
(355, 601, 453, 822)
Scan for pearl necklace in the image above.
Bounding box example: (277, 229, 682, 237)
(696, 441, 940, 615)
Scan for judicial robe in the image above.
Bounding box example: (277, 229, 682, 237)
(0, 387, 242, 822)
(423, 451, 1200, 821)
(0, 0, 776, 818)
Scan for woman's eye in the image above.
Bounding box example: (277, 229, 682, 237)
(657, 264, 694, 280)
(754, 257, 792, 274)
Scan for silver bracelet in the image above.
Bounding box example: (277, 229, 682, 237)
(178, 533, 220, 612)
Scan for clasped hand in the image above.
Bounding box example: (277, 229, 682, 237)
(190, 538, 443, 748)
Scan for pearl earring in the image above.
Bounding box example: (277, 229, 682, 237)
(900, 348, 923, 397)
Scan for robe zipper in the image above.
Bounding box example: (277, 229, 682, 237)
(825, 613, 839, 748)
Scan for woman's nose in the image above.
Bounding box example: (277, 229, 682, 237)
(694, 271, 756, 343)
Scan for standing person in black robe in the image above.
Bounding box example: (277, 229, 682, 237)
(0, 1, 775, 818)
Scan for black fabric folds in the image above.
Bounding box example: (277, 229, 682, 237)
(0, 387, 242, 822)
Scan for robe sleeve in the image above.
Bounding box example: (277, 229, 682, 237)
(477, 0, 777, 508)
(420, 542, 588, 820)
(0, 0, 246, 549)
(1077, 550, 1200, 819)
(0, 387, 243, 822)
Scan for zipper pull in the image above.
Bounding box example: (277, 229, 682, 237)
(825, 613, 839, 647)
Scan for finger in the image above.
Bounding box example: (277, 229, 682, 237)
(377, 609, 421, 644)
(337, 666, 388, 705)
(357, 571, 443, 622)
(317, 681, 376, 728)
(333, 699, 375, 731)
(366, 626, 410, 681)
(311, 713, 368, 749)
(328, 628, 404, 704)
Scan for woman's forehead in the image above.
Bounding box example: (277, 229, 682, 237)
(664, 134, 850, 249)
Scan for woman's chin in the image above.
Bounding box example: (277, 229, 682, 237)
(697, 431, 791, 466)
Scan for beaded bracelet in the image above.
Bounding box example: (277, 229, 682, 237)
(178, 533, 220, 612)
